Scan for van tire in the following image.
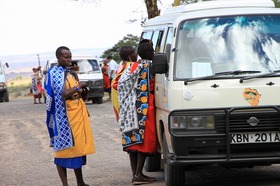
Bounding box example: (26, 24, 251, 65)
(144, 152, 161, 172)
(4, 91, 9, 102)
(163, 132, 185, 186)
(96, 97, 103, 104)
(92, 97, 103, 104)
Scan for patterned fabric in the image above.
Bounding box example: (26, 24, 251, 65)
(111, 61, 132, 122)
(31, 73, 40, 95)
(45, 66, 74, 151)
(118, 60, 150, 148)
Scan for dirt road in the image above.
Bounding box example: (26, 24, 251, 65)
(2, 98, 280, 186)
(0, 97, 165, 186)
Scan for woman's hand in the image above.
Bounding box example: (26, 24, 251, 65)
(68, 66, 79, 72)
(79, 81, 88, 88)
(64, 82, 86, 98)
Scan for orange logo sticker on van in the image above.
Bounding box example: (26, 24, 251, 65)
(243, 88, 261, 106)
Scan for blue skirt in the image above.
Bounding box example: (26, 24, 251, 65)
(54, 156, 87, 169)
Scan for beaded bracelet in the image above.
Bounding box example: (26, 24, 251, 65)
(74, 85, 81, 92)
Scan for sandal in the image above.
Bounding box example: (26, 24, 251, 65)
(132, 175, 153, 185)
(142, 174, 156, 181)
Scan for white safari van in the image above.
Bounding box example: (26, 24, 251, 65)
(0, 62, 9, 102)
(44, 56, 104, 104)
(140, 0, 280, 185)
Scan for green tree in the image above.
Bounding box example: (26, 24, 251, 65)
(273, 0, 280, 7)
(100, 34, 140, 63)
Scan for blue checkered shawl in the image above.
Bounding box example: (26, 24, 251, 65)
(45, 66, 74, 151)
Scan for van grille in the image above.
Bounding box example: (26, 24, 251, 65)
(228, 108, 280, 132)
(227, 107, 280, 158)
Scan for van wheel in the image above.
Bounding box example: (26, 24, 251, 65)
(96, 97, 103, 104)
(4, 91, 9, 102)
(92, 97, 103, 104)
(163, 132, 185, 186)
(144, 152, 161, 172)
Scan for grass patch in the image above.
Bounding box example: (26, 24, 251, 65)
(8, 77, 32, 98)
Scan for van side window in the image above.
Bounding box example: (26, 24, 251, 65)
(151, 30, 164, 53)
(141, 32, 153, 40)
(164, 27, 173, 64)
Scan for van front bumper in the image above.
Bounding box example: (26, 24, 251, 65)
(81, 79, 104, 99)
(168, 106, 280, 166)
(87, 86, 104, 98)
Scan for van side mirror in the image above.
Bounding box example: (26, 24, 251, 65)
(153, 53, 168, 74)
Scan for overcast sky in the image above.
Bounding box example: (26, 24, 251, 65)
(0, 0, 172, 57)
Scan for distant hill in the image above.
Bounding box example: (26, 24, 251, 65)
(7, 72, 32, 80)
(1, 47, 107, 74)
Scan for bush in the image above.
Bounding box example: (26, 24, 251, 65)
(8, 83, 32, 98)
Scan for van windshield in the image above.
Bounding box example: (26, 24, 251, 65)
(175, 15, 280, 79)
(73, 59, 100, 74)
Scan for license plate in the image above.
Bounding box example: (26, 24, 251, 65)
(230, 132, 280, 144)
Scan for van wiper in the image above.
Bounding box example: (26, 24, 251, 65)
(240, 70, 280, 83)
(77, 70, 96, 74)
(77, 72, 86, 74)
(87, 70, 100, 74)
(215, 70, 261, 76)
(185, 70, 261, 84)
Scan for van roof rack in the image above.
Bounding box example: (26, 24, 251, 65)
(163, 0, 275, 15)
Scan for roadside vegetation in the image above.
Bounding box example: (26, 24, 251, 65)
(8, 75, 31, 98)
(100, 34, 139, 62)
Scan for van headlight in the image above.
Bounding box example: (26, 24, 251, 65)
(170, 115, 215, 130)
